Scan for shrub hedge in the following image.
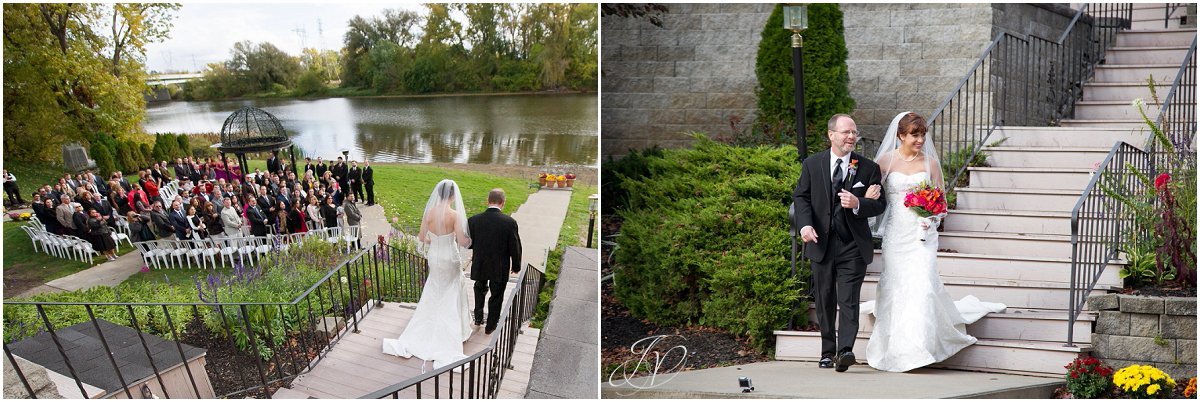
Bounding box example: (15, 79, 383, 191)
(611, 136, 807, 352)
(755, 4, 854, 150)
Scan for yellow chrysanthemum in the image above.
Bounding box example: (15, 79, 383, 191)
(1147, 384, 1160, 395)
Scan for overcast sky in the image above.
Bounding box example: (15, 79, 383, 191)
(143, 3, 424, 73)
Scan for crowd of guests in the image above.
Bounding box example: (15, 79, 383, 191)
(20, 151, 377, 262)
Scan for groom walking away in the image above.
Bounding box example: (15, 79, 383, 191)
(467, 189, 523, 335)
(793, 114, 886, 372)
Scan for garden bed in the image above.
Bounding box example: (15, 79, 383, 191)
(177, 316, 331, 398)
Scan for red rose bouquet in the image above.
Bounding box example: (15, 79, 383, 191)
(903, 180, 947, 241)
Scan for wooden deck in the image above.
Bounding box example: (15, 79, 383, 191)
(273, 284, 539, 399)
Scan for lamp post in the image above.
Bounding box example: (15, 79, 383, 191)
(784, 5, 809, 161)
(587, 194, 599, 248)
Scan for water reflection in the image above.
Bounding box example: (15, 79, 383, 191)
(143, 93, 597, 166)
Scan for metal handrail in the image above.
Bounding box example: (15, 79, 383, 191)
(1066, 34, 1196, 347)
(361, 263, 544, 399)
(2, 242, 426, 398)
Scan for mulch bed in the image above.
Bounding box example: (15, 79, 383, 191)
(1122, 284, 1197, 298)
(178, 317, 332, 398)
(601, 215, 769, 380)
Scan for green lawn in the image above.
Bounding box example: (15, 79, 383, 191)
(5, 162, 68, 205)
(2, 222, 130, 296)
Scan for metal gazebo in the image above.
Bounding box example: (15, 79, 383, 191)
(213, 106, 298, 183)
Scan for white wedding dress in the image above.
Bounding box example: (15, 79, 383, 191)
(381, 233, 473, 370)
(862, 172, 1006, 372)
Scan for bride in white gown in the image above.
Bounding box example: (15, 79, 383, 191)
(382, 179, 474, 371)
(862, 112, 1006, 373)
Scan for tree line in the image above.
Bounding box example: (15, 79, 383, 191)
(188, 3, 597, 100)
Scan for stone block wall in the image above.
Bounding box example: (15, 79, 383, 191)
(1088, 294, 1197, 381)
(601, 3, 1086, 158)
(601, 3, 773, 157)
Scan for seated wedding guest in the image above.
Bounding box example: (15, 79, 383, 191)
(37, 198, 62, 234)
(86, 208, 118, 261)
(221, 197, 244, 237)
(126, 211, 155, 242)
(149, 202, 173, 238)
(203, 203, 224, 238)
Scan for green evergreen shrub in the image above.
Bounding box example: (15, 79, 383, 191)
(115, 141, 138, 173)
(600, 146, 663, 216)
(139, 143, 154, 167)
(612, 136, 806, 352)
(89, 142, 116, 176)
(755, 4, 854, 150)
(175, 134, 190, 158)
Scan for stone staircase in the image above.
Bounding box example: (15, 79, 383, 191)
(775, 18, 1196, 377)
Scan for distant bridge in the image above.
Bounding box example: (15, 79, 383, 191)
(146, 73, 204, 86)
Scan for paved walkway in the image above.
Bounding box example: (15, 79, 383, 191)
(525, 246, 599, 399)
(600, 360, 1063, 399)
(510, 188, 573, 272)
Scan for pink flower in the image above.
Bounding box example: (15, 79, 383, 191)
(1155, 173, 1170, 190)
(140, 265, 150, 273)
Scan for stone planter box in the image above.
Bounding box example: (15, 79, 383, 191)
(1088, 294, 1196, 381)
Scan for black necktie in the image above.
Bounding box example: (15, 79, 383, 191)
(831, 158, 843, 197)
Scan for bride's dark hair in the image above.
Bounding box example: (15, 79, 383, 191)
(437, 181, 456, 201)
(898, 113, 928, 137)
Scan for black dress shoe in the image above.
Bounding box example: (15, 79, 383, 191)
(835, 352, 856, 372)
(485, 324, 496, 335)
(818, 356, 834, 369)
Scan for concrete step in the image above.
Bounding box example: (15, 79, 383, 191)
(1130, 5, 1187, 21)
(272, 387, 312, 399)
(868, 248, 1123, 288)
(860, 275, 1108, 310)
(937, 230, 1074, 259)
(1058, 119, 1154, 131)
(1114, 29, 1197, 47)
(1074, 100, 1165, 120)
(943, 208, 1074, 235)
(1093, 64, 1180, 82)
(774, 332, 1090, 376)
(984, 146, 1111, 169)
(1082, 82, 1175, 101)
(1104, 46, 1193, 65)
(802, 306, 1096, 344)
(955, 187, 1081, 213)
(991, 126, 1147, 148)
(967, 166, 1093, 190)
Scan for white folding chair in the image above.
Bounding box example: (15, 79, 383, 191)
(342, 225, 360, 251)
(237, 236, 257, 265)
(168, 239, 190, 268)
(255, 235, 273, 260)
(217, 237, 239, 267)
(21, 226, 45, 254)
(185, 239, 208, 268)
(325, 226, 342, 247)
(66, 236, 95, 265)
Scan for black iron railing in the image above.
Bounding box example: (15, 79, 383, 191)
(928, 4, 1131, 195)
(362, 263, 544, 399)
(1066, 36, 1197, 346)
(2, 241, 429, 398)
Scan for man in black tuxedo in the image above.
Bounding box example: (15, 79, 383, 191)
(793, 114, 886, 373)
(167, 199, 191, 240)
(246, 197, 269, 236)
(362, 161, 375, 206)
(302, 157, 315, 176)
(266, 152, 281, 175)
(314, 157, 328, 179)
(348, 161, 363, 201)
(332, 157, 348, 194)
(467, 189, 523, 335)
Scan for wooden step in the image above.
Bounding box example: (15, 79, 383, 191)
(937, 231, 1073, 259)
(1104, 46, 1193, 65)
(774, 331, 1090, 376)
(1093, 64, 1181, 82)
(984, 146, 1111, 169)
(802, 306, 1096, 344)
(967, 166, 1094, 190)
(861, 275, 1110, 310)
(1074, 100, 1167, 120)
(1082, 82, 1175, 102)
(991, 126, 1148, 148)
(1114, 29, 1197, 47)
(943, 208, 1074, 235)
(955, 187, 1082, 213)
(868, 248, 1123, 288)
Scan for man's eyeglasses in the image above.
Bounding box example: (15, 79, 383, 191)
(830, 129, 859, 136)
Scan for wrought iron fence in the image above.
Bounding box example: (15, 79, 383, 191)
(1067, 36, 1197, 346)
(2, 242, 429, 399)
(362, 263, 544, 399)
(928, 4, 1131, 195)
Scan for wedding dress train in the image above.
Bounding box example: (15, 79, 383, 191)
(862, 172, 1006, 372)
(381, 233, 473, 370)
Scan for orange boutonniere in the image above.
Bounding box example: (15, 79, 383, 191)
(847, 159, 859, 179)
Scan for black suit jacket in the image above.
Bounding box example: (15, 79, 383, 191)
(467, 208, 522, 282)
(168, 208, 190, 239)
(362, 166, 374, 185)
(266, 157, 280, 174)
(793, 149, 886, 264)
(247, 206, 269, 236)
